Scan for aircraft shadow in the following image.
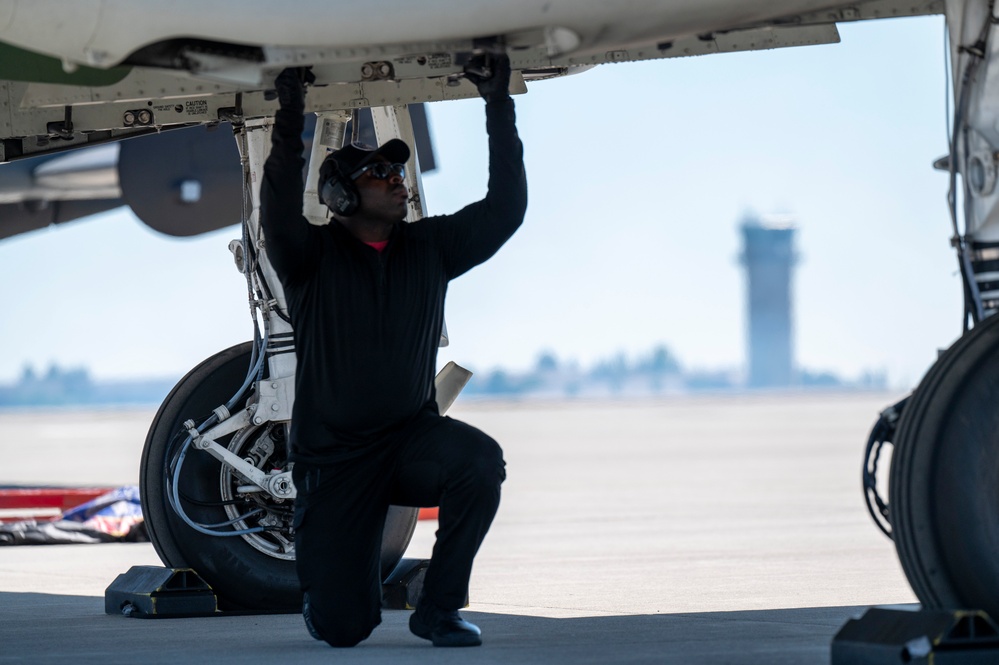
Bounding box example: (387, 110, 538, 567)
(0, 591, 890, 664)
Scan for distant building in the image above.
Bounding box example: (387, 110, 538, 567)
(740, 216, 798, 388)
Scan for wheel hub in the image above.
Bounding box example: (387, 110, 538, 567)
(220, 421, 296, 560)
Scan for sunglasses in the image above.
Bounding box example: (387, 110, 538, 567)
(352, 162, 406, 181)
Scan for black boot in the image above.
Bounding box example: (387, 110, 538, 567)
(409, 601, 482, 647)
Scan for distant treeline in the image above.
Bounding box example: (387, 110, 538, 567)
(0, 365, 175, 407)
(0, 344, 886, 407)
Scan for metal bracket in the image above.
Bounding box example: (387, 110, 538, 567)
(185, 409, 297, 498)
(253, 377, 295, 424)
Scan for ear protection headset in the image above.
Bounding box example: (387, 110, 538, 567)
(318, 155, 360, 217)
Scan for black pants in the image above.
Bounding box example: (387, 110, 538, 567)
(291, 414, 505, 648)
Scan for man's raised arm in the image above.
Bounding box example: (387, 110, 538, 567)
(437, 53, 528, 279)
(260, 68, 318, 285)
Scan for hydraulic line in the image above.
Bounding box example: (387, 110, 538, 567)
(948, 3, 997, 329)
(178, 490, 247, 508)
(197, 508, 265, 529)
(170, 434, 268, 537)
(238, 127, 292, 326)
(168, 322, 271, 536)
(950, 48, 985, 328)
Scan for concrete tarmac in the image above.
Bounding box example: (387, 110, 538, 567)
(0, 393, 917, 663)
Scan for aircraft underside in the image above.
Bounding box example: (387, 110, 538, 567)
(2, 0, 999, 625)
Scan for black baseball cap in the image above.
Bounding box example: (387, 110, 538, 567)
(320, 138, 410, 182)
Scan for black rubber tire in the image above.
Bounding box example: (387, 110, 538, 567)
(140, 342, 418, 610)
(890, 312, 999, 614)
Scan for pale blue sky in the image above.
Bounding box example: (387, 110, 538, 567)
(0, 16, 958, 389)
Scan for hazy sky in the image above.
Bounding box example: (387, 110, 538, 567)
(0, 16, 959, 389)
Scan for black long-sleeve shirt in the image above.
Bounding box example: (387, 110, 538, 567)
(260, 100, 527, 464)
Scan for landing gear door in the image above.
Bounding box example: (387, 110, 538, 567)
(370, 105, 427, 223)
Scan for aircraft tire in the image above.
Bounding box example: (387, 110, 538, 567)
(140, 342, 418, 611)
(890, 311, 999, 615)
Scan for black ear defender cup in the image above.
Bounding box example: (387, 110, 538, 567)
(318, 155, 360, 216)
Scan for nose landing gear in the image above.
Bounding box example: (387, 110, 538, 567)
(139, 342, 418, 610)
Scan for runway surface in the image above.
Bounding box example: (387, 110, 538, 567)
(0, 393, 917, 663)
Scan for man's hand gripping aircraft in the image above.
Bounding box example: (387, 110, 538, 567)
(0, 0, 996, 624)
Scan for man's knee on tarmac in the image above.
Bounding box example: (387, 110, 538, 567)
(304, 591, 381, 648)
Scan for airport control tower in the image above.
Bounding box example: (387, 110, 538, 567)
(739, 217, 798, 388)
